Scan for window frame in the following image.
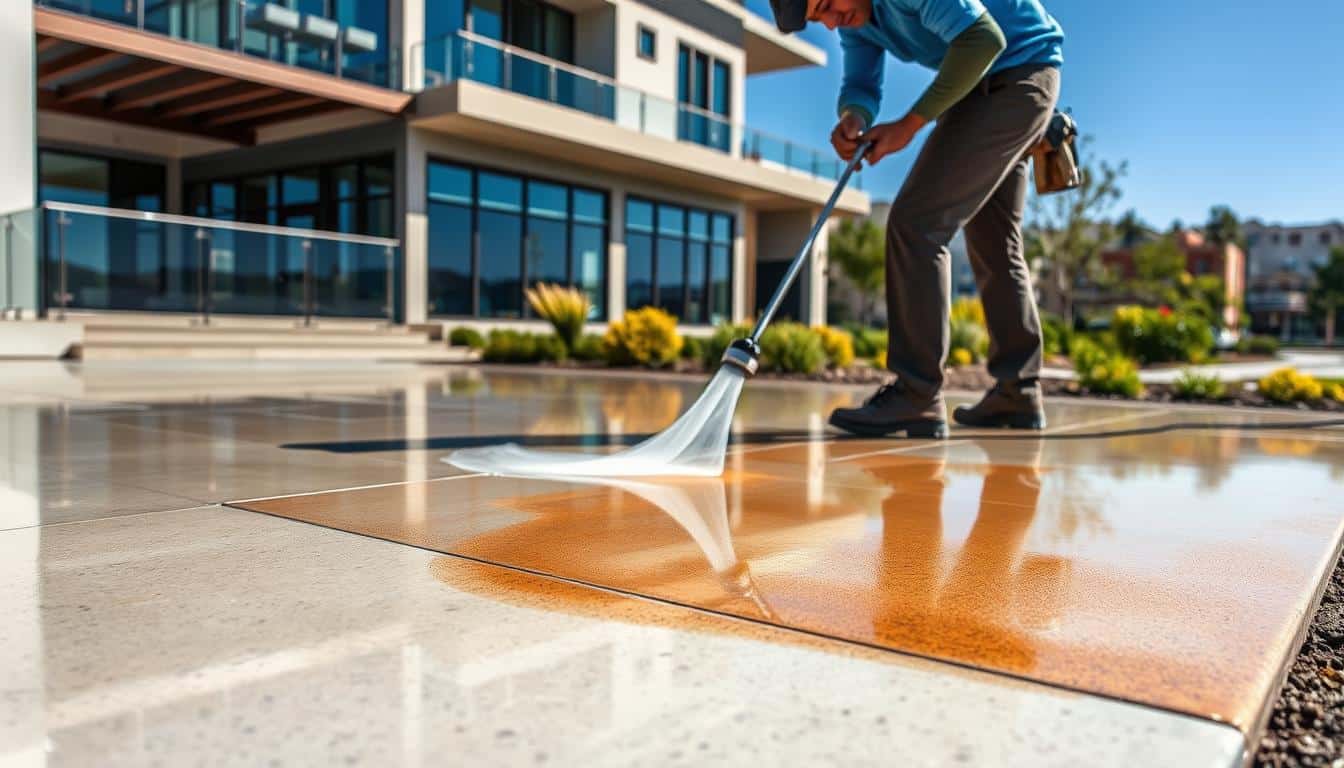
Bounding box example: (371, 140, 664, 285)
(425, 155, 610, 320)
(636, 23, 657, 61)
(625, 194, 734, 325)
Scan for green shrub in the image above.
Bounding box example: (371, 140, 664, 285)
(949, 348, 974, 368)
(704, 322, 755, 368)
(850, 326, 889, 359)
(759, 323, 826, 374)
(535, 334, 568, 362)
(1258, 367, 1323, 403)
(525, 283, 591, 353)
(448, 327, 485, 349)
(1237, 334, 1280, 356)
(571, 333, 607, 362)
(1110, 305, 1214, 365)
(681, 335, 707, 362)
(604, 307, 682, 367)
(1325, 381, 1344, 403)
(1072, 338, 1144, 398)
(1041, 313, 1072, 357)
(483, 330, 537, 363)
(1172, 369, 1226, 400)
(949, 316, 988, 362)
(813, 326, 855, 368)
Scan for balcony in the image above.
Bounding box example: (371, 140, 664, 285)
(409, 31, 861, 193)
(35, 0, 397, 88)
(30, 203, 399, 322)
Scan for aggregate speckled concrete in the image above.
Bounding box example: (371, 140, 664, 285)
(5, 360, 1339, 766)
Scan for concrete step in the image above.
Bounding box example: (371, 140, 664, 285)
(78, 343, 473, 362)
(84, 328, 434, 348)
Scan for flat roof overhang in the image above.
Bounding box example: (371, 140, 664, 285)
(741, 12, 828, 73)
(411, 81, 869, 216)
(34, 7, 411, 145)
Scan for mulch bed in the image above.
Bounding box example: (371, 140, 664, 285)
(487, 359, 1344, 413)
(1256, 554, 1344, 767)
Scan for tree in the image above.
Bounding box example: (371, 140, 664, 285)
(1115, 208, 1151, 248)
(1204, 205, 1245, 249)
(1025, 136, 1126, 326)
(828, 218, 885, 326)
(1310, 247, 1344, 346)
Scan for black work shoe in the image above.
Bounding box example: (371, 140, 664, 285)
(829, 380, 948, 439)
(953, 379, 1047, 430)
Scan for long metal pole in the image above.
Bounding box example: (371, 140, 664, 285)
(749, 141, 870, 343)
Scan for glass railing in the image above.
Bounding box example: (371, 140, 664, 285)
(35, 0, 398, 89)
(409, 31, 857, 188)
(1, 208, 41, 319)
(41, 202, 399, 322)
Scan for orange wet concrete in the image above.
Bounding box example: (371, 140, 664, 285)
(233, 423, 1344, 734)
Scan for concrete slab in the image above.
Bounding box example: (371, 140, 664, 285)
(1, 505, 1244, 767)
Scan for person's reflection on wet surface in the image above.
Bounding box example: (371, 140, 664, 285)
(865, 438, 1067, 673)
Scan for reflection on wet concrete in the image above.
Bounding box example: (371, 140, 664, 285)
(236, 416, 1344, 733)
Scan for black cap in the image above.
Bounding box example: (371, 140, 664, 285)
(768, 0, 808, 33)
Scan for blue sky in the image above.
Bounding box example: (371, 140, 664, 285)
(743, 0, 1344, 227)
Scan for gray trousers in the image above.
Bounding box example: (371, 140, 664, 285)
(885, 64, 1060, 398)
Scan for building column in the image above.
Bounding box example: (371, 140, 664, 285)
(737, 208, 755, 323)
(396, 0, 425, 92)
(806, 209, 829, 327)
(402, 127, 428, 324)
(607, 187, 626, 320)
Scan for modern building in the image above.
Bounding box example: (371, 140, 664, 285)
(1243, 220, 1344, 340)
(1099, 230, 1246, 329)
(1, 0, 868, 353)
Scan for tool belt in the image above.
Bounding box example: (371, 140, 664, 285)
(1029, 110, 1082, 194)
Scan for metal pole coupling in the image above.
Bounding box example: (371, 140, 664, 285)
(719, 337, 761, 377)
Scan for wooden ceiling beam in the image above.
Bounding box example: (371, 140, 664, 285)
(37, 90, 252, 145)
(58, 60, 180, 103)
(108, 72, 233, 112)
(158, 84, 282, 119)
(36, 36, 62, 55)
(37, 48, 122, 85)
(205, 94, 325, 126)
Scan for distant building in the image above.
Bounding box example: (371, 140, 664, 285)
(1243, 221, 1344, 340)
(1099, 230, 1246, 329)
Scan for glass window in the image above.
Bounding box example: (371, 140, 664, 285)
(468, 0, 504, 39)
(712, 213, 732, 243)
(626, 199, 654, 232)
(239, 175, 277, 224)
(429, 163, 472, 204)
(428, 200, 473, 315)
(686, 239, 707, 323)
(657, 204, 684, 236)
(479, 172, 523, 212)
(365, 158, 393, 197)
(709, 242, 731, 324)
(333, 163, 360, 199)
(39, 152, 109, 206)
(572, 222, 605, 318)
(527, 181, 568, 218)
(526, 215, 567, 290)
(282, 168, 320, 205)
(692, 52, 708, 108)
(626, 229, 653, 310)
(657, 231, 685, 320)
(712, 60, 730, 117)
(544, 5, 574, 62)
(574, 189, 605, 223)
(479, 208, 523, 317)
(637, 25, 656, 60)
(211, 182, 236, 219)
(688, 211, 708, 241)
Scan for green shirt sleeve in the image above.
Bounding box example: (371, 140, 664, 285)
(911, 12, 1007, 121)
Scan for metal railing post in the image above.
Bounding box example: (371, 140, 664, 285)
(55, 212, 70, 320)
(195, 227, 211, 325)
(136, 0, 145, 30)
(302, 239, 314, 327)
(384, 245, 395, 325)
(549, 65, 557, 104)
(333, 29, 344, 79)
(235, 0, 245, 51)
(502, 50, 511, 91)
(2, 215, 12, 319)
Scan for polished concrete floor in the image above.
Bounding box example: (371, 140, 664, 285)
(5, 360, 1343, 766)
